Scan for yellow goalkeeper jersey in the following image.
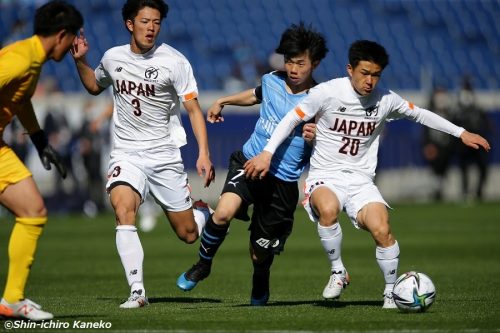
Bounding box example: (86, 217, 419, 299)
(0, 35, 46, 147)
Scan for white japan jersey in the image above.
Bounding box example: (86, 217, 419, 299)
(95, 43, 198, 151)
(266, 77, 464, 179)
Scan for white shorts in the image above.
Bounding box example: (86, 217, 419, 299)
(302, 170, 389, 228)
(106, 147, 192, 212)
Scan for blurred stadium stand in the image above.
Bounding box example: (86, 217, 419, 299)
(1, 0, 499, 91)
(1, 0, 499, 205)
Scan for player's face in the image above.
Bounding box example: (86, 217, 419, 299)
(127, 6, 162, 53)
(51, 31, 77, 62)
(347, 60, 383, 96)
(284, 51, 318, 90)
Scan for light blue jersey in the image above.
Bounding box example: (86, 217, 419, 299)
(243, 72, 312, 182)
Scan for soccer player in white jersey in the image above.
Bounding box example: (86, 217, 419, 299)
(244, 40, 491, 308)
(70, 0, 215, 309)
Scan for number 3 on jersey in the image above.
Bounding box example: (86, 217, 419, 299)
(339, 137, 360, 156)
(131, 98, 142, 116)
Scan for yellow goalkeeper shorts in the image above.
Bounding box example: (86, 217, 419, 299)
(0, 146, 32, 193)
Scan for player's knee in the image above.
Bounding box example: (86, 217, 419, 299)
(317, 206, 339, 226)
(176, 228, 198, 244)
(370, 224, 393, 246)
(212, 208, 232, 225)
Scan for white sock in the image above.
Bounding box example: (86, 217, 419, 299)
(193, 207, 209, 235)
(116, 225, 145, 295)
(376, 241, 400, 294)
(317, 222, 345, 273)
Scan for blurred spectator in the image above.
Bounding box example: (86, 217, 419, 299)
(422, 86, 455, 201)
(3, 118, 30, 162)
(453, 76, 493, 202)
(78, 100, 107, 216)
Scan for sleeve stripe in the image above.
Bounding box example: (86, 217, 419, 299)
(294, 106, 305, 119)
(183, 91, 198, 101)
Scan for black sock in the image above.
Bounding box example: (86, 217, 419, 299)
(198, 215, 229, 264)
(252, 255, 274, 298)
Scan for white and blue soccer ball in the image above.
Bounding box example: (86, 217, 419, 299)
(392, 271, 436, 312)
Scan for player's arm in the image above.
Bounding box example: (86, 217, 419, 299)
(244, 107, 304, 179)
(207, 87, 260, 123)
(71, 28, 105, 95)
(183, 98, 215, 187)
(403, 101, 491, 152)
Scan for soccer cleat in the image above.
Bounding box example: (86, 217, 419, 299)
(383, 292, 397, 309)
(250, 292, 269, 306)
(177, 261, 211, 291)
(322, 270, 350, 299)
(119, 290, 149, 309)
(0, 298, 53, 321)
(193, 199, 214, 217)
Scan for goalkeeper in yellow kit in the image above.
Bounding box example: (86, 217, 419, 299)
(0, 1, 82, 321)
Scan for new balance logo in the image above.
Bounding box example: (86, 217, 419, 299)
(337, 106, 346, 112)
(19, 304, 32, 316)
(129, 269, 138, 276)
(388, 269, 396, 275)
(115, 67, 123, 72)
(328, 249, 336, 255)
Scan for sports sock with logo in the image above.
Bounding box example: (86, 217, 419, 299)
(116, 225, 145, 295)
(376, 240, 400, 293)
(317, 222, 345, 273)
(198, 216, 228, 264)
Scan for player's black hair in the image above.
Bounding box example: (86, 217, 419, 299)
(275, 22, 328, 63)
(348, 40, 389, 69)
(34, 0, 83, 36)
(122, 0, 169, 22)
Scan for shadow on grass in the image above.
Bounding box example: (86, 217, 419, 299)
(234, 299, 382, 308)
(149, 297, 222, 304)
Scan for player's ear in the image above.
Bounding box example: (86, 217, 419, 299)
(346, 64, 353, 77)
(125, 19, 134, 33)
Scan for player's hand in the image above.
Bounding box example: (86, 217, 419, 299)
(303, 122, 316, 144)
(207, 102, 225, 123)
(30, 130, 67, 179)
(460, 130, 491, 152)
(70, 28, 89, 60)
(243, 151, 272, 180)
(197, 156, 215, 187)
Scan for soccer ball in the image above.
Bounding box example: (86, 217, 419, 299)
(392, 271, 436, 312)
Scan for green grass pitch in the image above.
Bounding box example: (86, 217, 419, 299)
(0, 202, 499, 332)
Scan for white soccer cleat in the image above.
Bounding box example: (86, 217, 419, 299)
(0, 298, 53, 321)
(119, 292, 149, 309)
(322, 270, 350, 299)
(382, 292, 397, 309)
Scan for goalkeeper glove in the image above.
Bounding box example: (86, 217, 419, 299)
(30, 130, 67, 179)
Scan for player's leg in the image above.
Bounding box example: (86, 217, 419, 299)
(306, 182, 349, 299)
(110, 184, 147, 308)
(356, 202, 399, 309)
(0, 148, 53, 321)
(177, 151, 249, 291)
(248, 175, 297, 306)
(176, 192, 241, 291)
(249, 245, 273, 306)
